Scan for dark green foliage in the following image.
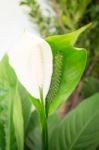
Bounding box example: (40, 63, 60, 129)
(96, 146, 99, 150)
(0, 122, 5, 150)
(81, 76, 99, 98)
(77, 0, 99, 81)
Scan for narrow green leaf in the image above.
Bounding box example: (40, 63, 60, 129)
(7, 91, 15, 150)
(18, 84, 33, 132)
(13, 87, 24, 150)
(0, 55, 18, 150)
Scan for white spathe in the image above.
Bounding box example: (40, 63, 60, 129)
(8, 31, 53, 100)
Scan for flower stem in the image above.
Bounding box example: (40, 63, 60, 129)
(41, 114, 48, 150)
(39, 88, 48, 150)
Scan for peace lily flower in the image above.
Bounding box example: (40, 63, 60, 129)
(8, 31, 53, 101)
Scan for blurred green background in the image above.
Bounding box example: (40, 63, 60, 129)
(20, 0, 99, 114)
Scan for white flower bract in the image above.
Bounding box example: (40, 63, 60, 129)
(8, 31, 53, 100)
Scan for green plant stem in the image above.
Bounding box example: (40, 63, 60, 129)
(41, 114, 48, 150)
(39, 88, 48, 150)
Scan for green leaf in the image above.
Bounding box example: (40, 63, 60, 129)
(46, 27, 87, 113)
(48, 113, 61, 139)
(25, 111, 41, 150)
(49, 93, 99, 150)
(46, 23, 92, 47)
(0, 56, 24, 150)
(0, 55, 18, 150)
(13, 87, 24, 150)
(18, 84, 33, 131)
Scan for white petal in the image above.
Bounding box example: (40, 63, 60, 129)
(8, 31, 53, 100)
